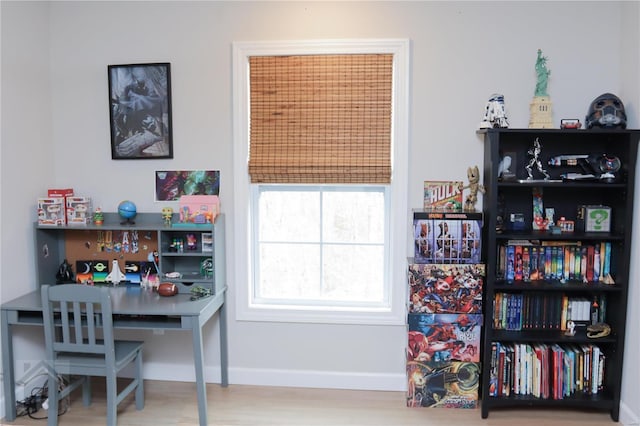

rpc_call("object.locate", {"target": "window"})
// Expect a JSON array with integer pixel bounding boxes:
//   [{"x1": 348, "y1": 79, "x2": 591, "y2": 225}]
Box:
[
  {"x1": 253, "y1": 185, "x2": 387, "y2": 307},
  {"x1": 233, "y1": 40, "x2": 409, "y2": 324}
]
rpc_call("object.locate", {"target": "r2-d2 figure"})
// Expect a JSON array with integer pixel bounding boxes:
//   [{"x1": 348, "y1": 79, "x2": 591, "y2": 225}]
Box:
[{"x1": 479, "y1": 93, "x2": 509, "y2": 129}]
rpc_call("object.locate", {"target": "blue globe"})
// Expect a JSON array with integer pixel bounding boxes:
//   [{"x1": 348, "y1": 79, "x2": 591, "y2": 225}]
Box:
[{"x1": 118, "y1": 200, "x2": 137, "y2": 224}]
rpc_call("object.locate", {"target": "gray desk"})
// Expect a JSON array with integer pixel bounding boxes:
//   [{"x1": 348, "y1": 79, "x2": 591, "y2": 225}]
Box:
[{"x1": 1, "y1": 286, "x2": 228, "y2": 426}]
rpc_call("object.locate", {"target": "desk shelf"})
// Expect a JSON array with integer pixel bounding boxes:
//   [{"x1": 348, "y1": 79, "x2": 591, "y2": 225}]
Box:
[{"x1": 35, "y1": 213, "x2": 226, "y2": 296}]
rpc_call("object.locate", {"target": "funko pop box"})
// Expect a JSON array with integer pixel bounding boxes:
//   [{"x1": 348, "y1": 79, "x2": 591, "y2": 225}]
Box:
[
  {"x1": 66, "y1": 196, "x2": 92, "y2": 226},
  {"x1": 37, "y1": 197, "x2": 66, "y2": 226}
]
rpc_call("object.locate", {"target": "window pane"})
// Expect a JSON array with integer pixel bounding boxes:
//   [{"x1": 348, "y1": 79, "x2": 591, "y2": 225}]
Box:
[
  {"x1": 258, "y1": 191, "x2": 320, "y2": 241},
  {"x1": 323, "y1": 191, "x2": 384, "y2": 243},
  {"x1": 257, "y1": 243, "x2": 320, "y2": 299},
  {"x1": 323, "y1": 244, "x2": 384, "y2": 302}
]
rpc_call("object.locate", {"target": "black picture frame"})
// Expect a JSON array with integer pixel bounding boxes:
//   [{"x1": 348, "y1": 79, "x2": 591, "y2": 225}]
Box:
[{"x1": 108, "y1": 63, "x2": 173, "y2": 159}]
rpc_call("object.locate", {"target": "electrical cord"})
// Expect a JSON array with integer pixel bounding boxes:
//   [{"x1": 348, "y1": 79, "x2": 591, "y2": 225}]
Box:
[{"x1": 16, "y1": 375, "x2": 70, "y2": 420}]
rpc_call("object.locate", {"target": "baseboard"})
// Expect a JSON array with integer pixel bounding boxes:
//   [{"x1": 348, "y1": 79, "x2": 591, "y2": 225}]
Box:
[
  {"x1": 620, "y1": 400, "x2": 640, "y2": 426},
  {"x1": 142, "y1": 362, "x2": 406, "y2": 391},
  {"x1": 229, "y1": 367, "x2": 406, "y2": 391}
]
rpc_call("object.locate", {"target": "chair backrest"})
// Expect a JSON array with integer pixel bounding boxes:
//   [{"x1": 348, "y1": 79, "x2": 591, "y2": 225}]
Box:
[{"x1": 41, "y1": 284, "x2": 116, "y2": 364}]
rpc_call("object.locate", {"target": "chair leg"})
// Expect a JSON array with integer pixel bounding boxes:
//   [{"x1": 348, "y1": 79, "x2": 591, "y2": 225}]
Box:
[
  {"x1": 46, "y1": 373, "x2": 59, "y2": 426},
  {"x1": 135, "y1": 349, "x2": 145, "y2": 410},
  {"x1": 82, "y1": 376, "x2": 92, "y2": 406},
  {"x1": 106, "y1": 372, "x2": 118, "y2": 426}
]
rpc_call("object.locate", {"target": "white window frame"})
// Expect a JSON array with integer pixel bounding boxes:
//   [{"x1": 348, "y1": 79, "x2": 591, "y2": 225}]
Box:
[{"x1": 232, "y1": 39, "x2": 410, "y2": 325}]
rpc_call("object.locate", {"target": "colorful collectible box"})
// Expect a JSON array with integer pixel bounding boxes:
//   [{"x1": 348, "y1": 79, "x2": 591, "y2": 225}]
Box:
[
  {"x1": 413, "y1": 210, "x2": 483, "y2": 264},
  {"x1": 423, "y1": 181, "x2": 463, "y2": 212},
  {"x1": 407, "y1": 313, "x2": 482, "y2": 365},
  {"x1": 66, "y1": 196, "x2": 92, "y2": 226},
  {"x1": 408, "y1": 263, "x2": 484, "y2": 314},
  {"x1": 178, "y1": 195, "x2": 220, "y2": 224},
  {"x1": 406, "y1": 360, "x2": 480, "y2": 408},
  {"x1": 37, "y1": 197, "x2": 65, "y2": 226}
]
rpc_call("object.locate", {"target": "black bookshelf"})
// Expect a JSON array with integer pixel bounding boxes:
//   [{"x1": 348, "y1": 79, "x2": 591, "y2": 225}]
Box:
[{"x1": 480, "y1": 128, "x2": 639, "y2": 421}]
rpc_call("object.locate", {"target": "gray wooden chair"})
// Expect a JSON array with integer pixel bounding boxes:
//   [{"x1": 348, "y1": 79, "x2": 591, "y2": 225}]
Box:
[{"x1": 41, "y1": 284, "x2": 144, "y2": 426}]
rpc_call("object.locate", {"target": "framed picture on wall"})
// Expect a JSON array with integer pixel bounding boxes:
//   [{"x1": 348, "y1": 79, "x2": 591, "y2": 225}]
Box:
[
  {"x1": 155, "y1": 170, "x2": 221, "y2": 201},
  {"x1": 108, "y1": 62, "x2": 173, "y2": 159}
]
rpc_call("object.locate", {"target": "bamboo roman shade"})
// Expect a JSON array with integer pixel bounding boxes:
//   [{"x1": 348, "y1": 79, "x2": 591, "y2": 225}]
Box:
[{"x1": 248, "y1": 54, "x2": 393, "y2": 184}]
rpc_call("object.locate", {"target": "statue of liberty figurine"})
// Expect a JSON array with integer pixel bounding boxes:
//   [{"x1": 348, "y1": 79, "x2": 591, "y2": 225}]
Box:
[
  {"x1": 529, "y1": 49, "x2": 553, "y2": 128},
  {"x1": 534, "y1": 49, "x2": 551, "y2": 97}
]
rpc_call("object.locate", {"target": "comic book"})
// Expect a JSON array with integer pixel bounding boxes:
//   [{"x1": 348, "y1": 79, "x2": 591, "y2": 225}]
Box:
[
  {"x1": 406, "y1": 360, "x2": 480, "y2": 408},
  {"x1": 407, "y1": 313, "x2": 482, "y2": 366},
  {"x1": 423, "y1": 181, "x2": 463, "y2": 212},
  {"x1": 408, "y1": 263, "x2": 484, "y2": 314}
]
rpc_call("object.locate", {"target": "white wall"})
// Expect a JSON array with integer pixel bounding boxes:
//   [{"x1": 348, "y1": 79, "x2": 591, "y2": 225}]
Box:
[
  {"x1": 1, "y1": 1, "x2": 638, "y2": 423},
  {"x1": 0, "y1": 0, "x2": 54, "y2": 410},
  {"x1": 620, "y1": 3, "x2": 640, "y2": 425}
]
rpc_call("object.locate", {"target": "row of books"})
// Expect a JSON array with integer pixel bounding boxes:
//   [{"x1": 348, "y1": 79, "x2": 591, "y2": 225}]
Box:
[
  {"x1": 493, "y1": 293, "x2": 606, "y2": 331},
  {"x1": 497, "y1": 241, "x2": 613, "y2": 283},
  {"x1": 489, "y1": 341, "x2": 605, "y2": 400}
]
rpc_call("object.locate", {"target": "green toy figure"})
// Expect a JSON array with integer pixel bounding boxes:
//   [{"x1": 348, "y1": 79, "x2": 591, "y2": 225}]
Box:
[
  {"x1": 93, "y1": 207, "x2": 104, "y2": 225},
  {"x1": 162, "y1": 206, "x2": 173, "y2": 225}
]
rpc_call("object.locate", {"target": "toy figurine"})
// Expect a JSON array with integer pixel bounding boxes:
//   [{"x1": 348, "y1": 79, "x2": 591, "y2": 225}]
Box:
[
  {"x1": 459, "y1": 166, "x2": 485, "y2": 212},
  {"x1": 162, "y1": 206, "x2": 173, "y2": 225},
  {"x1": 479, "y1": 94, "x2": 509, "y2": 129},
  {"x1": 56, "y1": 259, "x2": 75, "y2": 284},
  {"x1": 105, "y1": 259, "x2": 126, "y2": 285},
  {"x1": 93, "y1": 207, "x2": 104, "y2": 225},
  {"x1": 534, "y1": 49, "x2": 551, "y2": 97},
  {"x1": 565, "y1": 320, "x2": 576, "y2": 337},
  {"x1": 525, "y1": 138, "x2": 550, "y2": 180}
]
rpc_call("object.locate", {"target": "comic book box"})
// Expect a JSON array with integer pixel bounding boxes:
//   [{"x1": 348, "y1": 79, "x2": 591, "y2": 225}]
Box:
[
  {"x1": 406, "y1": 360, "x2": 480, "y2": 409},
  {"x1": 413, "y1": 210, "x2": 483, "y2": 264},
  {"x1": 407, "y1": 313, "x2": 481, "y2": 409},
  {"x1": 406, "y1": 261, "x2": 484, "y2": 409},
  {"x1": 408, "y1": 263, "x2": 484, "y2": 315}
]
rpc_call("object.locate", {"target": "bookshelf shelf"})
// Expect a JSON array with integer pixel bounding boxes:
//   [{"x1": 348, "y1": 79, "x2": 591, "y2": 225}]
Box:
[{"x1": 480, "y1": 129, "x2": 639, "y2": 421}]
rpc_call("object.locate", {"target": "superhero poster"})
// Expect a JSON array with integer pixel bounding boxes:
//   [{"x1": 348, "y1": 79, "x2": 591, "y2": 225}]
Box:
[
  {"x1": 406, "y1": 361, "x2": 480, "y2": 408},
  {"x1": 407, "y1": 313, "x2": 482, "y2": 366},
  {"x1": 408, "y1": 263, "x2": 484, "y2": 314}
]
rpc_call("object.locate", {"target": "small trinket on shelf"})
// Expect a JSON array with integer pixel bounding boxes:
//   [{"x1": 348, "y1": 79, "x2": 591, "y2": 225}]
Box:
[{"x1": 93, "y1": 207, "x2": 104, "y2": 225}]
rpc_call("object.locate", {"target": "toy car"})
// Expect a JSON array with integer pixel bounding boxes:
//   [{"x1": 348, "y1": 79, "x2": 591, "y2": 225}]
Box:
[{"x1": 560, "y1": 119, "x2": 582, "y2": 129}]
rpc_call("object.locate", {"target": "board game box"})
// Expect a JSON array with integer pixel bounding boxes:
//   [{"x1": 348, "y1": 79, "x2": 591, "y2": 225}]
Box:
[
  {"x1": 413, "y1": 210, "x2": 483, "y2": 264},
  {"x1": 406, "y1": 360, "x2": 480, "y2": 408},
  {"x1": 408, "y1": 263, "x2": 484, "y2": 314},
  {"x1": 407, "y1": 313, "x2": 482, "y2": 365}
]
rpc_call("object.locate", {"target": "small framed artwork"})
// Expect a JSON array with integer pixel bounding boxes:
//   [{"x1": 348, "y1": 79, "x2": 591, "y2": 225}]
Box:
[
  {"x1": 108, "y1": 63, "x2": 173, "y2": 159},
  {"x1": 155, "y1": 170, "x2": 220, "y2": 201}
]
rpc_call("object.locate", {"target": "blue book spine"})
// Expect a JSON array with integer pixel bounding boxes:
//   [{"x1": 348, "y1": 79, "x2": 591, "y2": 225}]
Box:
[{"x1": 506, "y1": 245, "x2": 516, "y2": 282}]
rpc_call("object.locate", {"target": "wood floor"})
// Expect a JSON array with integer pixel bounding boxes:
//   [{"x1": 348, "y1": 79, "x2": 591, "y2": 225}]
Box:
[{"x1": 2, "y1": 378, "x2": 616, "y2": 425}]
